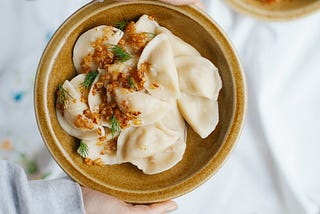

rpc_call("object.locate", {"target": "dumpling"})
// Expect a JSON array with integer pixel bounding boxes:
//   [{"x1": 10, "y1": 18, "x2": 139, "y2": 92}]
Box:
[
  {"x1": 175, "y1": 56, "x2": 222, "y2": 100},
  {"x1": 114, "y1": 88, "x2": 171, "y2": 126},
  {"x1": 69, "y1": 73, "x2": 87, "y2": 92},
  {"x1": 128, "y1": 101, "x2": 186, "y2": 174},
  {"x1": 117, "y1": 123, "x2": 180, "y2": 162},
  {"x1": 56, "y1": 80, "x2": 105, "y2": 140},
  {"x1": 156, "y1": 27, "x2": 200, "y2": 57},
  {"x1": 135, "y1": 14, "x2": 160, "y2": 34},
  {"x1": 137, "y1": 33, "x2": 180, "y2": 101},
  {"x1": 118, "y1": 99, "x2": 187, "y2": 173},
  {"x1": 130, "y1": 138, "x2": 186, "y2": 174},
  {"x1": 73, "y1": 26, "x2": 124, "y2": 73},
  {"x1": 87, "y1": 71, "x2": 114, "y2": 128},
  {"x1": 57, "y1": 110, "x2": 105, "y2": 141},
  {"x1": 158, "y1": 99, "x2": 186, "y2": 134},
  {"x1": 106, "y1": 55, "x2": 139, "y2": 74},
  {"x1": 177, "y1": 93, "x2": 219, "y2": 139},
  {"x1": 81, "y1": 136, "x2": 118, "y2": 165},
  {"x1": 88, "y1": 73, "x2": 101, "y2": 114}
]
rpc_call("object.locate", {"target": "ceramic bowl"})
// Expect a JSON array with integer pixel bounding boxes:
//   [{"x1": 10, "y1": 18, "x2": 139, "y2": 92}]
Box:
[
  {"x1": 225, "y1": 0, "x2": 320, "y2": 21},
  {"x1": 34, "y1": 0, "x2": 246, "y2": 203}
]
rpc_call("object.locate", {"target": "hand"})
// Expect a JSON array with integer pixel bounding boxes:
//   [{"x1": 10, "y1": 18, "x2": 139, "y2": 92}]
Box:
[{"x1": 81, "y1": 186, "x2": 178, "y2": 214}]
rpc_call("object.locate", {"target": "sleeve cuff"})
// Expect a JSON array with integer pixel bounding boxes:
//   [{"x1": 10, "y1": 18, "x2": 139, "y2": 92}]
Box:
[{"x1": 29, "y1": 177, "x2": 85, "y2": 214}]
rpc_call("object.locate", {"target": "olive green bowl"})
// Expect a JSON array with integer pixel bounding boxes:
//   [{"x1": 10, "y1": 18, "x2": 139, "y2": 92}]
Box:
[
  {"x1": 225, "y1": 0, "x2": 320, "y2": 21},
  {"x1": 34, "y1": 0, "x2": 246, "y2": 203}
]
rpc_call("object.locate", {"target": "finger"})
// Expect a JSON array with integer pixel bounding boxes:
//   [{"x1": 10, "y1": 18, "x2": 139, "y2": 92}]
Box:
[{"x1": 130, "y1": 201, "x2": 178, "y2": 214}]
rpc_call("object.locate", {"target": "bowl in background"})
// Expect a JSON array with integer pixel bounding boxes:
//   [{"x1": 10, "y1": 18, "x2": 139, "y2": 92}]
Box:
[
  {"x1": 225, "y1": 0, "x2": 320, "y2": 21},
  {"x1": 34, "y1": 0, "x2": 246, "y2": 203}
]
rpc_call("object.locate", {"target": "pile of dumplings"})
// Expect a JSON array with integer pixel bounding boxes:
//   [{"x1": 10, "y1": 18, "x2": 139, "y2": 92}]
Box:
[{"x1": 56, "y1": 15, "x2": 222, "y2": 174}]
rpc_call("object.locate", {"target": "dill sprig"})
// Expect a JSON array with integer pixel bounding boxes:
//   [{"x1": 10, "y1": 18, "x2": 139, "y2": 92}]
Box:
[
  {"x1": 82, "y1": 71, "x2": 98, "y2": 90},
  {"x1": 58, "y1": 83, "x2": 73, "y2": 107},
  {"x1": 127, "y1": 76, "x2": 135, "y2": 89},
  {"x1": 110, "y1": 115, "x2": 121, "y2": 137},
  {"x1": 114, "y1": 20, "x2": 128, "y2": 31},
  {"x1": 77, "y1": 140, "x2": 89, "y2": 158},
  {"x1": 109, "y1": 45, "x2": 131, "y2": 62}
]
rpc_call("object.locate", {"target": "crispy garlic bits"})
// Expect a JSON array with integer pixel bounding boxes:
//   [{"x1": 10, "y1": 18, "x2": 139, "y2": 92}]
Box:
[{"x1": 56, "y1": 15, "x2": 222, "y2": 174}]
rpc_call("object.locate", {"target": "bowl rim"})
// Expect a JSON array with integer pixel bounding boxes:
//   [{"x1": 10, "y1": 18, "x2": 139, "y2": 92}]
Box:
[
  {"x1": 34, "y1": 0, "x2": 247, "y2": 203},
  {"x1": 225, "y1": 0, "x2": 320, "y2": 21}
]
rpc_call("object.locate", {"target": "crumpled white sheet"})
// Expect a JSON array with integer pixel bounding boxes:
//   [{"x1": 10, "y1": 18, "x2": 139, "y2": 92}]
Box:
[
  {"x1": 175, "y1": 1, "x2": 320, "y2": 214},
  {"x1": 0, "y1": 1, "x2": 319, "y2": 213}
]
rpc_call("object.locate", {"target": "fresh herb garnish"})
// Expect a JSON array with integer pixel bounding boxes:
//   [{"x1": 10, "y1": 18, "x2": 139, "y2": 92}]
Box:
[
  {"x1": 77, "y1": 140, "x2": 89, "y2": 158},
  {"x1": 82, "y1": 71, "x2": 98, "y2": 90},
  {"x1": 128, "y1": 76, "x2": 135, "y2": 89},
  {"x1": 58, "y1": 83, "x2": 73, "y2": 107},
  {"x1": 110, "y1": 115, "x2": 121, "y2": 137},
  {"x1": 114, "y1": 20, "x2": 128, "y2": 31},
  {"x1": 109, "y1": 45, "x2": 131, "y2": 62}
]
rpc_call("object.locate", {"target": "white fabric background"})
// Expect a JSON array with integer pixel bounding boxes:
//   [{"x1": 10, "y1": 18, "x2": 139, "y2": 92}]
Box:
[{"x1": 0, "y1": 0, "x2": 319, "y2": 213}]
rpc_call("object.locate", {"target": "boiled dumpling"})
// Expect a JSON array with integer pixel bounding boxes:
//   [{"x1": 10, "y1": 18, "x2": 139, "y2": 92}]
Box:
[
  {"x1": 87, "y1": 72, "x2": 112, "y2": 127},
  {"x1": 114, "y1": 88, "x2": 171, "y2": 126},
  {"x1": 87, "y1": 72, "x2": 114, "y2": 127},
  {"x1": 81, "y1": 137, "x2": 118, "y2": 165},
  {"x1": 158, "y1": 99, "x2": 186, "y2": 134},
  {"x1": 123, "y1": 100, "x2": 187, "y2": 174},
  {"x1": 57, "y1": 111, "x2": 105, "y2": 141},
  {"x1": 138, "y1": 33, "x2": 180, "y2": 101},
  {"x1": 156, "y1": 27, "x2": 200, "y2": 57},
  {"x1": 131, "y1": 138, "x2": 186, "y2": 174},
  {"x1": 56, "y1": 80, "x2": 105, "y2": 140},
  {"x1": 73, "y1": 26, "x2": 124, "y2": 73},
  {"x1": 135, "y1": 14, "x2": 160, "y2": 34},
  {"x1": 177, "y1": 93, "x2": 219, "y2": 139},
  {"x1": 106, "y1": 55, "x2": 139, "y2": 74},
  {"x1": 70, "y1": 73, "x2": 87, "y2": 92},
  {"x1": 175, "y1": 56, "x2": 222, "y2": 100},
  {"x1": 88, "y1": 73, "x2": 101, "y2": 114},
  {"x1": 117, "y1": 123, "x2": 180, "y2": 162}
]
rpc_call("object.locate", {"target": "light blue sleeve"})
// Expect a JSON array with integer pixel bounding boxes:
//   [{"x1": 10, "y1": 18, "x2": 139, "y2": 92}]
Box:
[{"x1": 0, "y1": 160, "x2": 85, "y2": 214}]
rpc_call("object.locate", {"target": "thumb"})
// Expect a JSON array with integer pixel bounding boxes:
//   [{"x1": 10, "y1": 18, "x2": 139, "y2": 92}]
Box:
[{"x1": 130, "y1": 201, "x2": 178, "y2": 214}]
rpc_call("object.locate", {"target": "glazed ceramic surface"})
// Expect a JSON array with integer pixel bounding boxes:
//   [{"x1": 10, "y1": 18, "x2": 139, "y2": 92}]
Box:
[
  {"x1": 225, "y1": 0, "x2": 320, "y2": 21},
  {"x1": 35, "y1": 0, "x2": 246, "y2": 203}
]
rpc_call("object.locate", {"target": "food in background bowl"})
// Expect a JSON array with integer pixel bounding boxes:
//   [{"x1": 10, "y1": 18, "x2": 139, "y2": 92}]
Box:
[
  {"x1": 226, "y1": 0, "x2": 320, "y2": 20},
  {"x1": 56, "y1": 15, "x2": 222, "y2": 174}
]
